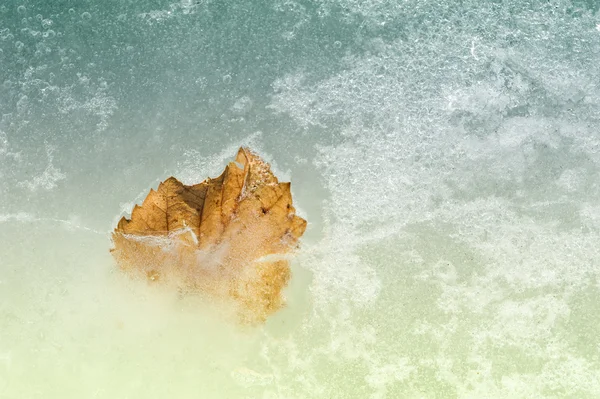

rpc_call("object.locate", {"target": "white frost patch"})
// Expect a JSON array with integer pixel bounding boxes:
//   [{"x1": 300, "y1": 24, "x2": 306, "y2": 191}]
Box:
[
  {"x1": 446, "y1": 82, "x2": 512, "y2": 115},
  {"x1": 0, "y1": 131, "x2": 13, "y2": 157},
  {"x1": 176, "y1": 132, "x2": 273, "y2": 185},
  {"x1": 556, "y1": 168, "x2": 586, "y2": 192},
  {"x1": 269, "y1": 73, "x2": 321, "y2": 128},
  {"x1": 484, "y1": 296, "x2": 570, "y2": 344},
  {"x1": 57, "y1": 81, "x2": 117, "y2": 132},
  {"x1": 495, "y1": 117, "x2": 560, "y2": 149},
  {"x1": 17, "y1": 145, "x2": 66, "y2": 191},
  {"x1": 0, "y1": 212, "x2": 35, "y2": 223},
  {"x1": 580, "y1": 204, "x2": 600, "y2": 229},
  {"x1": 365, "y1": 357, "x2": 414, "y2": 399},
  {"x1": 231, "y1": 96, "x2": 254, "y2": 116},
  {"x1": 0, "y1": 130, "x2": 21, "y2": 179},
  {"x1": 138, "y1": 0, "x2": 203, "y2": 22},
  {"x1": 0, "y1": 212, "x2": 105, "y2": 235},
  {"x1": 231, "y1": 367, "x2": 274, "y2": 387}
]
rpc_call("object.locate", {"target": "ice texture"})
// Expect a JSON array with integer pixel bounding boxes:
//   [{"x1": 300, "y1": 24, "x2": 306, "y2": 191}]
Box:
[{"x1": 1, "y1": 0, "x2": 600, "y2": 398}]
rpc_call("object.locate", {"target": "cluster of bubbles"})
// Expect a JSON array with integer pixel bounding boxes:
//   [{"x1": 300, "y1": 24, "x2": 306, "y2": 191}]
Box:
[{"x1": 1, "y1": 0, "x2": 600, "y2": 397}]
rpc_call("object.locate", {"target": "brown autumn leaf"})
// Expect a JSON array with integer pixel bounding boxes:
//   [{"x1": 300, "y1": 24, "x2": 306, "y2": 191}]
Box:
[{"x1": 110, "y1": 147, "x2": 307, "y2": 323}]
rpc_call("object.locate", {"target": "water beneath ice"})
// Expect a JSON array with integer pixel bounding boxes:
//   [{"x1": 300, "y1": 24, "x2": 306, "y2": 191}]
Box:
[{"x1": 1, "y1": 1, "x2": 600, "y2": 398}]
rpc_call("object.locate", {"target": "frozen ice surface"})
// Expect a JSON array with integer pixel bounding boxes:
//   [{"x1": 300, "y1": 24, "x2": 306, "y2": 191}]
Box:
[{"x1": 1, "y1": 0, "x2": 600, "y2": 398}]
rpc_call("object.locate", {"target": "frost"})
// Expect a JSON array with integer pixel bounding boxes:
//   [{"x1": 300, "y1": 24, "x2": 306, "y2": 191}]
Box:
[
  {"x1": 231, "y1": 96, "x2": 254, "y2": 116},
  {"x1": 2, "y1": 0, "x2": 600, "y2": 397},
  {"x1": 17, "y1": 145, "x2": 65, "y2": 191},
  {"x1": 56, "y1": 84, "x2": 117, "y2": 132}
]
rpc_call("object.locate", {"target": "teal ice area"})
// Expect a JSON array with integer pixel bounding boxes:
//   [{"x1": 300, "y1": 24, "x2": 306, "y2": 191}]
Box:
[{"x1": 1, "y1": 1, "x2": 600, "y2": 398}]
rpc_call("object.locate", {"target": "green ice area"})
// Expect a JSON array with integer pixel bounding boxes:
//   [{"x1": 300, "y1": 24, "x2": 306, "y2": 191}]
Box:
[{"x1": 1, "y1": 1, "x2": 600, "y2": 398}]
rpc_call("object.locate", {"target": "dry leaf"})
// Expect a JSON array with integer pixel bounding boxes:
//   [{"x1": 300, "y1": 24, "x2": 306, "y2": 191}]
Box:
[{"x1": 111, "y1": 147, "x2": 307, "y2": 323}]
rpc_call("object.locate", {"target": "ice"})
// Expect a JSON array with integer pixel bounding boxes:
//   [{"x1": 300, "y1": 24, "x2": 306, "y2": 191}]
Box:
[
  {"x1": 1, "y1": 0, "x2": 600, "y2": 397},
  {"x1": 17, "y1": 144, "x2": 66, "y2": 191}
]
